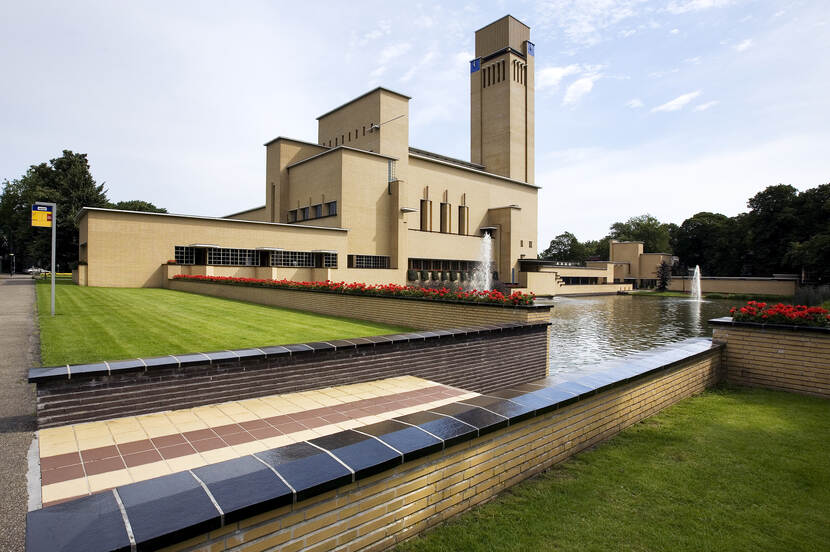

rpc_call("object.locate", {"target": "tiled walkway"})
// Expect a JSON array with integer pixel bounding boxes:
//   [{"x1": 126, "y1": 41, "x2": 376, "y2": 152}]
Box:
[{"x1": 37, "y1": 376, "x2": 477, "y2": 506}]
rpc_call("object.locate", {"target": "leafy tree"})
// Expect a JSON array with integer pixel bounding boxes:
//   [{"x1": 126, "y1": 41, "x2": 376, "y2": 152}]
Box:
[
  {"x1": 540, "y1": 232, "x2": 589, "y2": 262},
  {"x1": 109, "y1": 200, "x2": 167, "y2": 213},
  {"x1": 656, "y1": 261, "x2": 672, "y2": 291},
  {"x1": 608, "y1": 214, "x2": 673, "y2": 254},
  {"x1": 0, "y1": 150, "x2": 167, "y2": 272}
]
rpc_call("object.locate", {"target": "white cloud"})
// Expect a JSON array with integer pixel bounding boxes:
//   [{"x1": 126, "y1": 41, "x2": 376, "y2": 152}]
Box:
[
  {"x1": 534, "y1": 0, "x2": 644, "y2": 46},
  {"x1": 537, "y1": 64, "x2": 582, "y2": 91},
  {"x1": 627, "y1": 98, "x2": 644, "y2": 108},
  {"x1": 735, "y1": 38, "x2": 753, "y2": 52},
  {"x1": 665, "y1": 0, "x2": 733, "y2": 15},
  {"x1": 694, "y1": 100, "x2": 719, "y2": 111},
  {"x1": 670, "y1": 28, "x2": 680, "y2": 34},
  {"x1": 379, "y1": 42, "x2": 412, "y2": 64},
  {"x1": 684, "y1": 56, "x2": 702, "y2": 64},
  {"x1": 563, "y1": 75, "x2": 601, "y2": 106},
  {"x1": 651, "y1": 90, "x2": 701, "y2": 112},
  {"x1": 620, "y1": 29, "x2": 637, "y2": 37}
]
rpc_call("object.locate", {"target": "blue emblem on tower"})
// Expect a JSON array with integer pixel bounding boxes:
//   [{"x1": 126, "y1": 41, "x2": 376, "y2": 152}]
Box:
[
  {"x1": 527, "y1": 42, "x2": 535, "y2": 56},
  {"x1": 470, "y1": 58, "x2": 481, "y2": 73}
]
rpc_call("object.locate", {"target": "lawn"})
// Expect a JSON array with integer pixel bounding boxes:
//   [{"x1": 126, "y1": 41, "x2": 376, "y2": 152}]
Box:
[
  {"x1": 36, "y1": 280, "x2": 412, "y2": 365},
  {"x1": 397, "y1": 386, "x2": 830, "y2": 552}
]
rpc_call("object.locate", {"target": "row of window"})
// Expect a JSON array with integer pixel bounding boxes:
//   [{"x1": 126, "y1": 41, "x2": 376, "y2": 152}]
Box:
[
  {"x1": 322, "y1": 124, "x2": 375, "y2": 148},
  {"x1": 408, "y1": 258, "x2": 477, "y2": 272},
  {"x1": 174, "y1": 246, "x2": 338, "y2": 268},
  {"x1": 288, "y1": 201, "x2": 337, "y2": 223},
  {"x1": 348, "y1": 255, "x2": 390, "y2": 269},
  {"x1": 481, "y1": 59, "x2": 526, "y2": 87}
]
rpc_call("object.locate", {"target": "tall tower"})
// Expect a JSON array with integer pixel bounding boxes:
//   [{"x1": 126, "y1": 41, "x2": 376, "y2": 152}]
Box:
[{"x1": 470, "y1": 16, "x2": 534, "y2": 184}]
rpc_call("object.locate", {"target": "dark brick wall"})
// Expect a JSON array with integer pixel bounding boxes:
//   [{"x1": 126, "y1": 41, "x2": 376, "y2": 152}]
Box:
[{"x1": 35, "y1": 325, "x2": 549, "y2": 428}]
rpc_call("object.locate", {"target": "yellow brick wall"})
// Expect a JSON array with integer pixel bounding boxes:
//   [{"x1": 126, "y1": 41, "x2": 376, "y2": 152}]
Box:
[
  {"x1": 713, "y1": 326, "x2": 830, "y2": 397},
  {"x1": 169, "y1": 280, "x2": 552, "y2": 329},
  {"x1": 161, "y1": 349, "x2": 721, "y2": 552}
]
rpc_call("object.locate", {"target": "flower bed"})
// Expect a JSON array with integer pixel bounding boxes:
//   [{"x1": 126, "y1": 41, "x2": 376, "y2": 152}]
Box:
[
  {"x1": 729, "y1": 300, "x2": 829, "y2": 328},
  {"x1": 172, "y1": 274, "x2": 536, "y2": 306}
]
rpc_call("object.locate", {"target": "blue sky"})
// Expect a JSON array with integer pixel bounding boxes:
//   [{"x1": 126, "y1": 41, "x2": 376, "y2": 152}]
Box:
[{"x1": 1, "y1": 0, "x2": 827, "y2": 245}]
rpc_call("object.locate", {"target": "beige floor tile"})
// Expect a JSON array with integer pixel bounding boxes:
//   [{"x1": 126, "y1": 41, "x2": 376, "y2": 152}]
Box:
[
  {"x1": 127, "y1": 461, "x2": 173, "y2": 483},
  {"x1": 113, "y1": 430, "x2": 149, "y2": 445},
  {"x1": 335, "y1": 420, "x2": 363, "y2": 431},
  {"x1": 75, "y1": 435, "x2": 115, "y2": 449},
  {"x1": 105, "y1": 418, "x2": 144, "y2": 434},
  {"x1": 238, "y1": 401, "x2": 280, "y2": 419},
  {"x1": 288, "y1": 430, "x2": 319, "y2": 442},
  {"x1": 172, "y1": 421, "x2": 209, "y2": 433},
  {"x1": 38, "y1": 426, "x2": 76, "y2": 445},
  {"x1": 199, "y1": 447, "x2": 240, "y2": 464},
  {"x1": 231, "y1": 441, "x2": 267, "y2": 456},
  {"x1": 87, "y1": 469, "x2": 133, "y2": 492},
  {"x1": 310, "y1": 425, "x2": 341, "y2": 437},
  {"x1": 260, "y1": 435, "x2": 295, "y2": 450},
  {"x1": 141, "y1": 424, "x2": 178, "y2": 438},
  {"x1": 41, "y1": 478, "x2": 90, "y2": 503},
  {"x1": 39, "y1": 439, "x2": 80, "y2": 457},
  {"x1": 165, "y1": 454, "x2": 207, "y2": 472}
]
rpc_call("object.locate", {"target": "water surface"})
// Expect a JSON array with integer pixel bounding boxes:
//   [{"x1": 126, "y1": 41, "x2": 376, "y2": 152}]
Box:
[{"x1": 546, "y1": 295, "x2": 734, "y2": 376}]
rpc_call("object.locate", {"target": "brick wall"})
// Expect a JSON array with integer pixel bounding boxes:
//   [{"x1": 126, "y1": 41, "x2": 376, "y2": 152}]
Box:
[
  {"x1": 159, "y1": 347, "x2": 721, "y2": 552},
  {"x1": 712, "y1": 322, "x2": 830, "y2": 397},
  {"x1": 34, "y1": 324, "x2": 549, "y2": 428},
  {"x1": 167, "y1": 280, "x2": 552, "y2": 329}
]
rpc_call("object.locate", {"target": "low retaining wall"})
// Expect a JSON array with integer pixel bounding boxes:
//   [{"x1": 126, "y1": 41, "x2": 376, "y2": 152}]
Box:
[
  {"x1": 167, "y1": 279, "x2": 552, "y2": 329},
  {"x1": 710, "y1": 317, "x2": 830, "y2": 397},
  {"x1": 29, "y1": 323, "x2": 550, "y2": 428},
  {"x1": 668, "y1": 276, "x2": 797, "y2": 296},
  {"x1": 27, "y1": 339, "x2": 722, "y2": 552}
]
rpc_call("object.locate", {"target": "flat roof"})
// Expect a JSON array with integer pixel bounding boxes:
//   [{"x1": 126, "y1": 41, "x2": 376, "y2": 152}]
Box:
[
  {"x1": 474, "y1": 14, "x2": 530, "y2": 34},
  {"x1": 76, "y1": 207, "x2": 348, "y2": 232},
  {"x1": 408, "y1": 147, "x2": 484, "y2": 171},
  {"x1": 316, "y1": 87, "x2": 411, "y2": 120},
  {"x1": 262, "y1": 136, "x2": 328, "y2": 148},
  {"x1": 409, "y1": 151, "x2": 541, "y2": 189},
  {"x1": 224, "y1": 205, "x2": 266, "y2": 218},
  {"x1": 285, "y1": 145, "x2": 396, "y2": 170}
]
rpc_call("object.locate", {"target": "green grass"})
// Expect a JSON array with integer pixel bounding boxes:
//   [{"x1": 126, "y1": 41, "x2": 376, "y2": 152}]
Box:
[
  {"x1": 397, "y1": 386, "x2": 830, "y2": 552},
  {"x1": 36, "y1": 280, "x2": 412, "y2": 365}
]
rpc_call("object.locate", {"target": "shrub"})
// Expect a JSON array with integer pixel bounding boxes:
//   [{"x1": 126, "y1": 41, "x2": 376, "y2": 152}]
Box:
[
  {"x1": 407, "y1": 269, "x2": 417, "y2": 281},
  {"x1": 419, "y1": 270, "x2": 429, "y2": 281},
  {"x1": 172, "y1": 274, "x2": 536, "y2": 306},
  {"x1": 730, "y1": 301, "x2": 829, "y2": 327}
]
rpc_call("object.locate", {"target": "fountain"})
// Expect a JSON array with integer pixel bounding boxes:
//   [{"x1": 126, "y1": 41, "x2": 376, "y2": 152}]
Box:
[
  {"x1": 470, "y1": 232, "x2": 494, "y2": 290},
  {"x1": 690, "y1": 265, "x2": 702, "y2": 302}
]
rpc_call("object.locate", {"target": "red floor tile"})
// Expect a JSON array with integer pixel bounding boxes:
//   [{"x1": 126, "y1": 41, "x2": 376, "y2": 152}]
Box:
[
  {"x1": 116, "y1": 439, "x2": 155, "y2": 455},
  {"x1": 157, "y1": 443, "x2": 196, "y2": 459},
  {"x1": 41, "y1": 464, "x2": 85, "y2": 485},
  {"x1": 80, "y1": 445, "x2": 120, "y2": 462},
  {"x1": 220, "y1": 432, "x2": 256, "y2": 446},
  {"x1": 183, "y1": 429, "x2": 218, "y2": 442},
  {"x1": 151, "y1": 434, "x2": 187, "y2": 448},
  {"x1": 40, "y1": 451, "x2": 82, "y2": 471},
  {"x1": 192, "y1": 437, "x2": 226, "y2": 452},
  {"x1": 84, "y1": 456, "x2": 126, "y2": 476},
  {"x1": 123, "y1": 450, "x2": 163, "y2": 468}
]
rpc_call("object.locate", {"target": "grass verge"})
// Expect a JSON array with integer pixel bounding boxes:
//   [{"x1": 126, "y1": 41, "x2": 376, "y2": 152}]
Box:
[
  {"x1": 397, "y1": 386, "x2": 830, "y2": 552},
  {"x1": 36, "y1": 280, "x2": 412, "y2": 365}
]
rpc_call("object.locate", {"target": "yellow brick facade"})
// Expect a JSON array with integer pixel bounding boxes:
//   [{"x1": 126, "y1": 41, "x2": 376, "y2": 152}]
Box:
[
  {"x1": 713, "y1": 325, "x2": 829, "y2": 397},
  {"x1": 160, "y1": 349, "x2": 721, "y2": 552}
]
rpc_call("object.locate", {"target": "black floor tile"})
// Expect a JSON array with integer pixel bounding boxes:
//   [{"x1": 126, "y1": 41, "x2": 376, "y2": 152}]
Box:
[
  {"x1": 428, "y1": 403, "x2": 508, "y2": 435},
  {"x1": 26, "y1": 492, "x2": 131, "y2": 552},
  {"x1": 309, "y1": 430, "x2": 401, "y2": 479},
  {"x1": 395, "y1": 411, "x2": 477, "y2": 448},
  {"x1": 357, "y1": 420, "x2": 443, "y2": 462},
  {"x1": 254, "y1": 442, "x2": 352, "y2": 502},
  {"x1": 457, "y1": 396, "x2": 536, "y2": 424}
]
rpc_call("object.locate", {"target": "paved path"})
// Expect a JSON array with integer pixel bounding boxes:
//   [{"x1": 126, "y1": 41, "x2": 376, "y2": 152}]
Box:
[{"x1": 0, "y1": 275, "x2": 38, "y2": 552}]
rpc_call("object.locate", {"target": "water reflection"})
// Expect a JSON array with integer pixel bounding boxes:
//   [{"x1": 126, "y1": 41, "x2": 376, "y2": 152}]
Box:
[{"x1": 548, "y1": 295, "x2": 733, "y2": 376}]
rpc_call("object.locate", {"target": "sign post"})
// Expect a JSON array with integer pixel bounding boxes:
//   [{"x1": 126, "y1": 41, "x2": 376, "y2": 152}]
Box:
[{"x1": 31, "y1": 202, "x2": 57, "y2": 316}]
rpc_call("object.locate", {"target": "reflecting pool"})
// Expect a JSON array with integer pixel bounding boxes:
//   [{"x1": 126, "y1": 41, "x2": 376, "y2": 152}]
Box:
[{"x1": 546, "y1": 295, "x2": 735, "y2": 376}]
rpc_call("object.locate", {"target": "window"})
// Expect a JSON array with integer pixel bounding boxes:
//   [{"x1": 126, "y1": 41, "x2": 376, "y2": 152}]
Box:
[
  {"x1": 287, "y1": 210, "x2": 297, "y2": 223},
  {"x1": 326, "y1": 201, "x2": 337, "y2": 216},
  {"x1": 207, "y1": 248, "x2": 258, "y2": 266},
  {"x1": 313, "y1": 204, "x2": 323, "y2": 218},
  {"x1": 335, "y1": 137, "x2": 338, "y2": 146},
  {"x1": 270, "y1": 250, "x2": 314, "y2": 267},
  {"x1": 458, "y1": 205, "x2": 469, "y2": 235},
  {"x1": 440, "y1": 202, "x2": 451, "y2": 233},
  {"x1": 420, "y1": 199, "x2": 432, "y2": 231},
  {"x1": 174, "y1": 246, "x2": 195, "y2": 265},
  {"x1": 529, "y1": 240, "x2": 533, "y2": 248},
  {"x1": 520, "y1": 240, "x2": 524, "y2": 247},
  {"x1": 322, "y1": 253, "x2": 337, "y2": 268},
  {"x1": 301, "y1": 206, "x2": 310, "y2": 220},
  {"x1": 348, "y1": 255, "x2": 390, "y2": 269},
  {"x1": 408, "y1": 258, "x2": 474, "y2": 272}
]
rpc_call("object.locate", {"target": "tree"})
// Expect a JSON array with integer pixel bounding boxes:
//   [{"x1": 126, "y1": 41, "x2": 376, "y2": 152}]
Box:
[
  {"x1": 0, "y1": 150, "x2": 168, "y2": 272},
  {"x1": 656, "y1": 261, "x2": 672, "y2": 291},
  {"x1": 608, "y1": 214, "x2": 673, "y2": 253},
  {"x1": 109, "y1": 200, "x2": 167, "y2": 213},
  {"x1": 540, "y1": 232, "x2": 589, "y2": 262}
]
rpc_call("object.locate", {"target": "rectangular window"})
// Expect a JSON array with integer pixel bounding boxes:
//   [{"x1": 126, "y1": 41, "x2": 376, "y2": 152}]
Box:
[
  {"x1": 313, "y1": 204, "x2": 323, "y2": 218},
  {"x1": 287, "y1": 210, "x2": 297, "y2": 223},
  {"x1": 458, "y1": 205, "x2": 469, "y2": 235},
  {"x1": 420, "y1": 199, "x2": 432, "y2": 231},
  {"x1": 270, "y1": 250, "x2": 314, "y2": 267},
  {"x1": 529, "y1": 240, "x2": 533, "y2": 248},
  {"x1": 322, "y1": 253, "x2": 337, "y2": 268},
  {"x1": 174, "y1": 246, "x2": 196, "y2": 265},
  {"x1": 348, "y1": 255, "x2": 390, "y2": 269},
  {"x1": 440, "y1": 202, "x2": 451, "y2": 233},
  {"x1": 326, "y1": 201, "x2": 337, "y2": 216},
  {"x1": 301, "y1": 206, "x2": 310, "y2": 220},
  {"x1": 206, "y1": 248, "x2": 258, "y2": 266}
]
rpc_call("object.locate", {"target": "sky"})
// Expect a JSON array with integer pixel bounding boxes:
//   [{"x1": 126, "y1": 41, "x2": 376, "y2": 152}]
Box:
[{"x1": 1, "y1": 0, "x2": 828, "y2": 246}]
